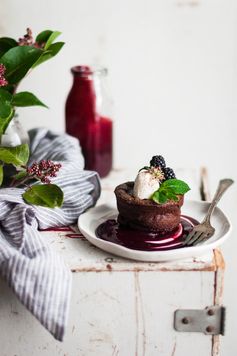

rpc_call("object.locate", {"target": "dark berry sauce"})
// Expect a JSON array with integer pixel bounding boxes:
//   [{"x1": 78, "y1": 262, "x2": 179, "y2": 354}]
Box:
[{"x1": 95, "y1": 216, "x2": 199, "y2": 251}]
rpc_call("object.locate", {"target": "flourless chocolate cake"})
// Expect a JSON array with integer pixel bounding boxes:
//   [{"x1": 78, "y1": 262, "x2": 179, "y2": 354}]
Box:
[
  {"x1": 115, "y1": 182, "x2": 184, "y2": 232},
  {"x1": 114, "y1": 155, "x2": 190, "y2": 233}
]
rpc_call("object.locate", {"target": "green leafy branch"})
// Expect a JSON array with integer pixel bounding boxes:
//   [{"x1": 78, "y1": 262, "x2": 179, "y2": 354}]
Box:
[
  {"x1": 0, "y1": 29, "x2": 65, "y2": 208},
  {"x1": 0, "y1": 29, "x2": 64, "y2": 134},
  {"x1": 0, "y1": 144, "x2": 63, "y2": 208}
]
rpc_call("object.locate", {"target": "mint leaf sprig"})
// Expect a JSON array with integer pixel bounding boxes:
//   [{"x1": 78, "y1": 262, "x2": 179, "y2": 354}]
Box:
[{"x1": 152, "y1": 179, "x2": 190, "y2": 204}]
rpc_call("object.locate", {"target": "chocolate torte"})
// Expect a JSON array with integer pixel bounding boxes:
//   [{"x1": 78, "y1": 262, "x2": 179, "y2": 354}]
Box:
[
  {"x1": 115, "y1": 182, "x2": 184, "y2": 232},
  {"x1": 114, "y1": 155, "x2": 190, "y2": 234}
]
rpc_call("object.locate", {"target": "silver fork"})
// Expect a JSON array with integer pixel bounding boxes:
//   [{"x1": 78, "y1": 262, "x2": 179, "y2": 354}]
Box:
[{"x1": 183, "y1": 178, "x2": 234, "y2": 247}]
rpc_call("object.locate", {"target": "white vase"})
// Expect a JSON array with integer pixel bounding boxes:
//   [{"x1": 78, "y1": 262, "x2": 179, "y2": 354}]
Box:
[{"x1": 0, "y1": 118, "x2": 29, "y2": 147}]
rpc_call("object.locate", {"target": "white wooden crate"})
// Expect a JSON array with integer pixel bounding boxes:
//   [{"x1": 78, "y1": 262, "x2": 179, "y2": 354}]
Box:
[{"x1": 0, "y1": 168, "x2": 225, "y2": 356}]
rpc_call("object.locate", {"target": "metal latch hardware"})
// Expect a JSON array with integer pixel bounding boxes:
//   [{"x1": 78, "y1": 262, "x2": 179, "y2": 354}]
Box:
[{"x1": 174, "y1": 306, "x2": 225, "y2": 335}]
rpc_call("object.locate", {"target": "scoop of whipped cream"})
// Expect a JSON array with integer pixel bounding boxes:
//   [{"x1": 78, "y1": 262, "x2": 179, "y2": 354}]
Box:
[{"x1": 133, "y1": 170, "x2": 160, "y2": 200}]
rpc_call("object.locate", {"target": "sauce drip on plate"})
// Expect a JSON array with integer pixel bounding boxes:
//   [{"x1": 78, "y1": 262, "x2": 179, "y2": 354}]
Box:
[{"x1": 95, "y1": 216, "x2": 199, "y2": 251}]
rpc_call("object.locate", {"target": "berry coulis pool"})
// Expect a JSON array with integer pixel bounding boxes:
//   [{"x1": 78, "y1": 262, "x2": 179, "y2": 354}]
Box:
[{"x1": 95, "y1": 216, "x2": 199, "y2": 251}]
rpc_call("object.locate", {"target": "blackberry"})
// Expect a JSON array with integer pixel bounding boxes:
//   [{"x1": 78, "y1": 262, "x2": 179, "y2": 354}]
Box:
[
  {"x1": 150, "y1": 155, "x2": 166, "y2": 169},
  {"x1": 163, "y1": 167, "x2": 176, "y2": 180}
]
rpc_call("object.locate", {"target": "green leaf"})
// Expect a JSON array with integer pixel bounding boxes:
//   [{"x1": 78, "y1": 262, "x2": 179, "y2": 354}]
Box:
[
  {"x1": 0, "y1": 88, "x2": 13, "y2": 119},
  {"x1": 0, "y1": 83, "x2": 16, "y2": 94},
  {"x1": 35, "y1": 30, "x2": 53, "y2": 45},
  {"x1": 0, "y1": 37, "x2": 18, "y2": 57},
  {"x1": 159, "y1": 191, "x2": 169, "y2": 203},
  {"x1": 165, "y1": 189, "x2": 179, "y2": 202},
  {"x1": 12, "y1": 91, "x2": 48, "y2": 108},
  {"x1": 0, "y1": 107, "x2": 14, "y2": 135},
  {"x1": 23, "y1": 184, "x2": 64, "y2": 208},
  {"x1": 0, "y1": 46, "x2": 43, "y2": 84},
  {"x1": 161, "y1": 179, "x2": 190, "y2": 195},
  {"x1": 44, "y1": 31, "x2": 61, "y2": 50},
  {"x1": 151, "y1": 191, "x2": 159, "y2": 203},
  {"x1": 32, "y1": 42, "x2": 64, "y2": 68},
  {"x1": 0, "y1": 164, "x2": 3, "y2": 186},
  {"x1": 152, "y1": 189, "x2": 177, "y2": 204},
  {"x1": 0, "y1": 88, "x2": 14, "y2": 133},
  {"x1": 0, "y1": 144, "x2": 29, "y2": 165},
  {"x1": 152, "y1": 190, "x2": 168, "y2": 204}
]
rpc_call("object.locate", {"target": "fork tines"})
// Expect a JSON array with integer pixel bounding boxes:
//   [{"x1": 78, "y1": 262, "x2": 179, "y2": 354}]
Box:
[{"x1": 183, "y1": 229, "x2": 215, "y2": 246}]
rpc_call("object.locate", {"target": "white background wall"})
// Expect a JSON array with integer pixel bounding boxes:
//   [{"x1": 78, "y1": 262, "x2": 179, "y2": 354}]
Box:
[{"x1": 1, "y1": 0, "x2": 237, "y2": 354}]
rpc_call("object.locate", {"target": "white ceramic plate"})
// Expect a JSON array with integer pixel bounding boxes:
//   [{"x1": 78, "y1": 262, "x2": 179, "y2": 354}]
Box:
[{"x1": 78, "y1": 200, "x2": 232, "y2": 262}]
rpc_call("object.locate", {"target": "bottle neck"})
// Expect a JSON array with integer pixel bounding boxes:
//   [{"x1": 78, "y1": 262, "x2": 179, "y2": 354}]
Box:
[
  {"x1": 71, "y1": 74, "x2": 94, "y2": 91},
  {"x1": 71, "y1": 66, "x2": 95, "y2": 94},
  {"x1": 71, "y1": 65, "x2": 106, "y2": 84},
  {"x1": 69, "y1": 65, "x2": 110, "y2": 121},
  {"x1": 71, "y1": 65, "x2": 92, "y2": 75}
]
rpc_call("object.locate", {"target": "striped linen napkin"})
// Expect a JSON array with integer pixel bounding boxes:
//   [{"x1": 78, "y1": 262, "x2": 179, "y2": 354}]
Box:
[{"x1": 0, "y1": 128, "x2": 101, "y2": 341}]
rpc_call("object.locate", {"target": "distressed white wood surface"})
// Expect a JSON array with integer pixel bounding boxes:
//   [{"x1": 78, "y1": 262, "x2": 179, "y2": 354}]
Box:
[
  {"x1": 0, "y1": 168, "x2": 225, "y2": 356},
  {"x1": 46, "y1": 227, "x2": 216, "y2": 273},
  {"x1": 0, "y1": 268, "x2": 218, "y2": 356}
]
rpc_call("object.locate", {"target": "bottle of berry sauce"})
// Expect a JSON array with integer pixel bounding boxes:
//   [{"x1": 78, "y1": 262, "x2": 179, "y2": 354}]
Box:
[{"x1": 65, "y1": 66, "x2": 113, "y2": 178}]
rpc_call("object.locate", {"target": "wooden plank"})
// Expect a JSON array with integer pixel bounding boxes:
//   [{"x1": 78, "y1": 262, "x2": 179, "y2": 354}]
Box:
[
  {"x1": 0, "y1": 269, "x2": 215, "y2": 356},
  {"x1": 199, "y1": 168, "x2": 225, "y2": 356},
  {"x1": 41, "y1": 228, "x2": 216, "y2": 273},
  {"x1": 212, "y1": 249, "x2": 225, "y2": 356}
]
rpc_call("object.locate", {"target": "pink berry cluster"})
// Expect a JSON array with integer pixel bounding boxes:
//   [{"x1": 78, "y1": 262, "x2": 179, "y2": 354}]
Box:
[
  {"x1": 18, "y1": 28, "x2": 44, "y2": 48},
  {"x1": 27, "y1": 160, "x2": 62, "y2": 184},
  {"x1": 18, "y1": 28, "x2": 34, "y2": 46},
  {"x1": 0, "y1": 64, "x2": 8, "y2": 87}
]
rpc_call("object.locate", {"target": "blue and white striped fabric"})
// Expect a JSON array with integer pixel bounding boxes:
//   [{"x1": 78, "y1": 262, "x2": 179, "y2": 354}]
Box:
[{"x1": 0, "y1": 128, "x2": 101, "y2": 341}]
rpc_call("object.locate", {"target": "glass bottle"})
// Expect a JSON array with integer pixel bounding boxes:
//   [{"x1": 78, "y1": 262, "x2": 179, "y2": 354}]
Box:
[{"x1": 65, "y1": 65, "x2": 113, "y2": 178}]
